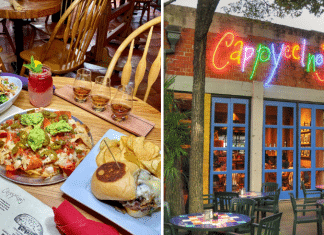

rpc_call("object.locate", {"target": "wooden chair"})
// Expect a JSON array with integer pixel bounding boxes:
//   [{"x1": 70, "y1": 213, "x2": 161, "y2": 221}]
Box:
[
  {"x1": 230, "y1": 198, "x2": 256, "y2": 234},
  {"x1": 20, "y1": 0, "x2": 109, "y2": 76},
  {"x1": 0, "y1": 46, "x2": 7, "y2": 72},
  {"x1": 0, "y1": 19, "x2": 15, "y2": 53},
  {"x1": 289, "y1": 193, "x2": 322, "y2": 235},
  {"x1": 102, "y1": 16, "x2": 161, "y2": 102},
  {"x1": 134, "y1": 0, "x2": 153, "y2": 25},
  {"x1": 151, "y1": 0, "x2": 161, "y2": 16},
  {"x1": 28, "y1": 0, "x2": 76, "y2": 48},
  {"x1": 255, "y1": 187, "x2": 281, "y2": 222}
]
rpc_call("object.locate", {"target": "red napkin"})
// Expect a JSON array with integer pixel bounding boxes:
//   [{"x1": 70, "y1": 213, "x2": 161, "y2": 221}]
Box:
[{"x1": 53, "y1": 200, "x2": 120, "y2": 235}]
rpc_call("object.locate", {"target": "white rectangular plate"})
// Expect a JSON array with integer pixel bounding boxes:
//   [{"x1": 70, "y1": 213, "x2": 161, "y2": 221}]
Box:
[{"x1": 60, "y1": 129, "x2": 161, "y2": 235}]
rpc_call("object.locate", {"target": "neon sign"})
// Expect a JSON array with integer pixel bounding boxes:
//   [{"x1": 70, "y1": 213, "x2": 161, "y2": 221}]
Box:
[{"x1": 210, "y1": 31, "x2": 324, "y2": 87}]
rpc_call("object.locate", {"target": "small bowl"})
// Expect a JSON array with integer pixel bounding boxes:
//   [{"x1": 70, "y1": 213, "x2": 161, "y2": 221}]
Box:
[{"x1": 0, "y1": 75, "x2": 23, "y2": 114}]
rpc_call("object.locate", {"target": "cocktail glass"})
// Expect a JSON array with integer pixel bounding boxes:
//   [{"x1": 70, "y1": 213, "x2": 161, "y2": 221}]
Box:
[{"x1": 28, "y1": 65, "x2": 53, "y2": 107}]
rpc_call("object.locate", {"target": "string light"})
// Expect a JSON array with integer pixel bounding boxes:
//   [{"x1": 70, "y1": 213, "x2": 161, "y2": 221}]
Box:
[
  {"x1": 241, "y1": 46, "x2": 255, "y2": 72},
  {"x1": 230, "y1": 40, "x2": 244, "y2": 65},
  {"x1": 208, "y1": 31, "x2": 324, "y2": 87},
  {"x1": 292, "y1": 45, "x2": 301, "y2": 60},
  {"x1": 306, "y1": 53, "x2": 316, "y2": 73},
  {"x1": 264, "y1": 43, "x2": 285, "y2": 87},
  {"x1": 212, "y1": 32, "x2": 235, "y2": 71},
  {"x1": 315, "y1": 54, "x2": 323, "y2": 67},
  {"x1": 300, "y1": 39, "x2": 307, "y2": 67}
]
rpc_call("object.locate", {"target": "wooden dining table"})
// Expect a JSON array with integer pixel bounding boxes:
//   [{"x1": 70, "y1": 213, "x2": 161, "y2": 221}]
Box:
[
  {"x1": 0, "y1": 0, "x2": 61, "y2": 73},
  {"x1": 8, "y1": 76, "x2": 161, "y2": 235}
]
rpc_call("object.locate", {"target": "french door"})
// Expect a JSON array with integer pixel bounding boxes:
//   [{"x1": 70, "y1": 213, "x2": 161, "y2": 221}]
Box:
[
  {"x1": 263, "y1": 101, "x2": 296, "y2": 199},
  {"x1": 210, "y1": 97, "x2": 249, "y2": 194},
  {"x1": 298, "y1": 104, "x2": 324, "y2": 197},
  {"x1": 263, "y1": 101, "x2": 324, "y2": 199}
]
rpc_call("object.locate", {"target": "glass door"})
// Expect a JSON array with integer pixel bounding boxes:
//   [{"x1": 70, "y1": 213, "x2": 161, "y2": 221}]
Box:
[
  {"x1": 263, "y1": 101, "x2": 296, "y2": 199},
  {"x1": 298, "y1": 104, "x2": 324, "y2": 197},
  {"x1": 210, "y1": 97, "x2": 249, "y2": 193}
]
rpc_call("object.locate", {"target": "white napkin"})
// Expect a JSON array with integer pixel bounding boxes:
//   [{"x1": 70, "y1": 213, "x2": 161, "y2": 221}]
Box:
[{"x1": 0, "y1": 105, "x2": 23, "y2": 122}]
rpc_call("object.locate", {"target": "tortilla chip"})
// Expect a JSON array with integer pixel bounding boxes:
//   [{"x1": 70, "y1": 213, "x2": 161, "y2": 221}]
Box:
[
  {"x1": 141, "y1": 159, "x2": 161, "y2": 178},
  {"x1": 99, "y1": 138, "x2": 119, "y2": 150},
  {"x1": 72, "y1": 133, "x2": 92, "y2": 149},
  {"x1": 133, "y1": 138, "x2": 160, "y2": 161}
]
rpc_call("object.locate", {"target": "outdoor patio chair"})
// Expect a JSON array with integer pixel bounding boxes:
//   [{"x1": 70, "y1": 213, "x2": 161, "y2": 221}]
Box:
[
  {"x1": 289, "y1": 193, "x2": 322, "y2": 235},
  {"x1": 301, "y1": 181, "x2": 324, "y2": 215},
  {"x1": 203, "y1": 194, "x2": 216, "y2": 211},
  {"x1": 20, "y1": 0, "x2": 109, "y2": 75},
  {"x1": 261, "y1": 182, "x2": 278, "y2": 200},
  {"x1": 102, "y1": 16, "x2": 161, "y2": 102},
  {"x1": 164, "y1": 201, "x2": 177, "y2": 235},
  {"x1": 214, "y1": 191, "x2": 239, "y2": 212},
  {"x1": 229, "y1": 197, "x2": 256, "y2": 234},
  {"x1": 228, "y1": 213, "x2": 283, "y2": 235},
  {"x1": 253, "y1": 212, "x2": 283, "y2": 235},
  {"x1": 255, "y1": 187, "x2": 281, "y2": 222}
]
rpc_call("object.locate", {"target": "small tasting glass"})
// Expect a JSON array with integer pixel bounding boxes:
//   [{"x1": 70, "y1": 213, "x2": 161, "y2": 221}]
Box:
[
  {"x1": 110, "y1": 84, "x2": 133, "y2": 122},
  {"x1": 73, "y1": 68, "x2": 92, "y2": 103},
  {"x1": 90, "y1": 76, "x2": 111, "y2": 112}
]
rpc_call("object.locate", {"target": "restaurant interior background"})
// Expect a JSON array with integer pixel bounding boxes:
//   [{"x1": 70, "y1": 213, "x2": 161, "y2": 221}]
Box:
[
  {"x1": 165, "y1": 3, "x2": 324, "y2": 201},
  {"x1": 0, "y1": 0, "x2": 161, "y2": 111}
]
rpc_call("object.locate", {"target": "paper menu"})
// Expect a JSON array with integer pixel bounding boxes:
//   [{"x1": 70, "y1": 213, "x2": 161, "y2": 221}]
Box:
[{"x1": 0, "y1": 177, "x2": 60, "y2": 235}]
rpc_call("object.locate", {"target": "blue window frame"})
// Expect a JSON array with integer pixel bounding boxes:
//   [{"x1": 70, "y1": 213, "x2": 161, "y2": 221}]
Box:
[
  {"x1": 210, "y1": 97, "x2": 249, "y2": 193},
  {"x1": 298, "y1": 103, "x2": 324, "y2": 197},
  {"x1": 263, "y1": 101, "x2": 296, "y2": 200}
]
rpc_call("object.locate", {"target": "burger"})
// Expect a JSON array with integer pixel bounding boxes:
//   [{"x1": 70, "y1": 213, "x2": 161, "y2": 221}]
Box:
[{"x1": 91, "y1": 161, "x2": 161, "y2": 218}]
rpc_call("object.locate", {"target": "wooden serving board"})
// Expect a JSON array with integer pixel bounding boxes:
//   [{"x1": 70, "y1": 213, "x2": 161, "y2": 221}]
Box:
[{"x1": 54, "y1": 85, "x2": 155, "y2": 137}]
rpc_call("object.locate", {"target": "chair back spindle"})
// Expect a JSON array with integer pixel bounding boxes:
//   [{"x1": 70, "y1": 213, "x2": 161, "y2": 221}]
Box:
[
  {"x1": 121, "y1": 39, "x2": 135, "y2": 86},
  {"x1": 102, "y1": 16, "x2": 161, "y2": 102},
  {"x1": 144, "y1": 48, "x2": 161, "y2": 102},
  {"x1": 133, "y1": 25, "x2": 154, "y2": 96}
]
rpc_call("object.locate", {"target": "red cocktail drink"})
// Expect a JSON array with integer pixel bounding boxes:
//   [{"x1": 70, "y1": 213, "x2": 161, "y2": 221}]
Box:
[{"x1": 28, "y1": 66, "x2": 53, "y2": 107}]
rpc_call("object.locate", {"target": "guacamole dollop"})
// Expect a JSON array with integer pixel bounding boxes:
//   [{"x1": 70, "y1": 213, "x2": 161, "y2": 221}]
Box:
[
  {"x1": 28, "y1": 127, "x2": 45, "y2": 151},
  {"x1": 46, "y1": 120, "x2": 72, "y2": 136},
  {"x1": 21, "y1": 113, "x2": 44, "y2": 127}
]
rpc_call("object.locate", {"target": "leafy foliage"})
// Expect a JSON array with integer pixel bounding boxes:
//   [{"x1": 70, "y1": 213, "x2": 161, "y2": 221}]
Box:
[
  {"x1": 164, "y1": 76, "x2": 191, "y2": 184},
  {"x1": 23, "y1": 56, "x2": 43, "y2": 73},
  {"x1": 222, "y1": 0, "x2": 324, "y2": 21}
]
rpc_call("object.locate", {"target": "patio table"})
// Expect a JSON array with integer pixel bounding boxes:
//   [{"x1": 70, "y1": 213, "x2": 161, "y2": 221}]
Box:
[
  {"x1": 5, "y1": 76, "x2": 161, "y2": 234},
  {"x1": 315, "y1": 185, "x2": 324, "y2": 191},
  {"x1": 239, "y1": 191, "x2": 271, "y2": 200},
  {"x1": 170, "y1": 212, "x2": 251, "y2": 232}
]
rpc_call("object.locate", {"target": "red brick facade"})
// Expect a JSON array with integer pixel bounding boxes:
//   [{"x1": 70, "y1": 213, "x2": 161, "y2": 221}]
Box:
[{"x1": 165, "y1": 17, "x2": 324, "y2": 90}]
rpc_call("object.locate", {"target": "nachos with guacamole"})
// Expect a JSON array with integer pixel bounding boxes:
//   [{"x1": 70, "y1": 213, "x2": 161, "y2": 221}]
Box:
[{"x1": 0, "y1": 108, "x2": 92, "y2": 178}]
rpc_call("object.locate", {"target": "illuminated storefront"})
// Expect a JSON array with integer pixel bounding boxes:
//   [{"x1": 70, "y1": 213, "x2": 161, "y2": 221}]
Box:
[{"x1": 165, "y1": 5, "x2": 324, "y2": 199}]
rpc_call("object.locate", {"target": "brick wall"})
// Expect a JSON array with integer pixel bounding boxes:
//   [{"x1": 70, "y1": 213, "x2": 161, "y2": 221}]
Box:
[{"x1": 165, "y1": 5, "x2": 324, "y2": 90}]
